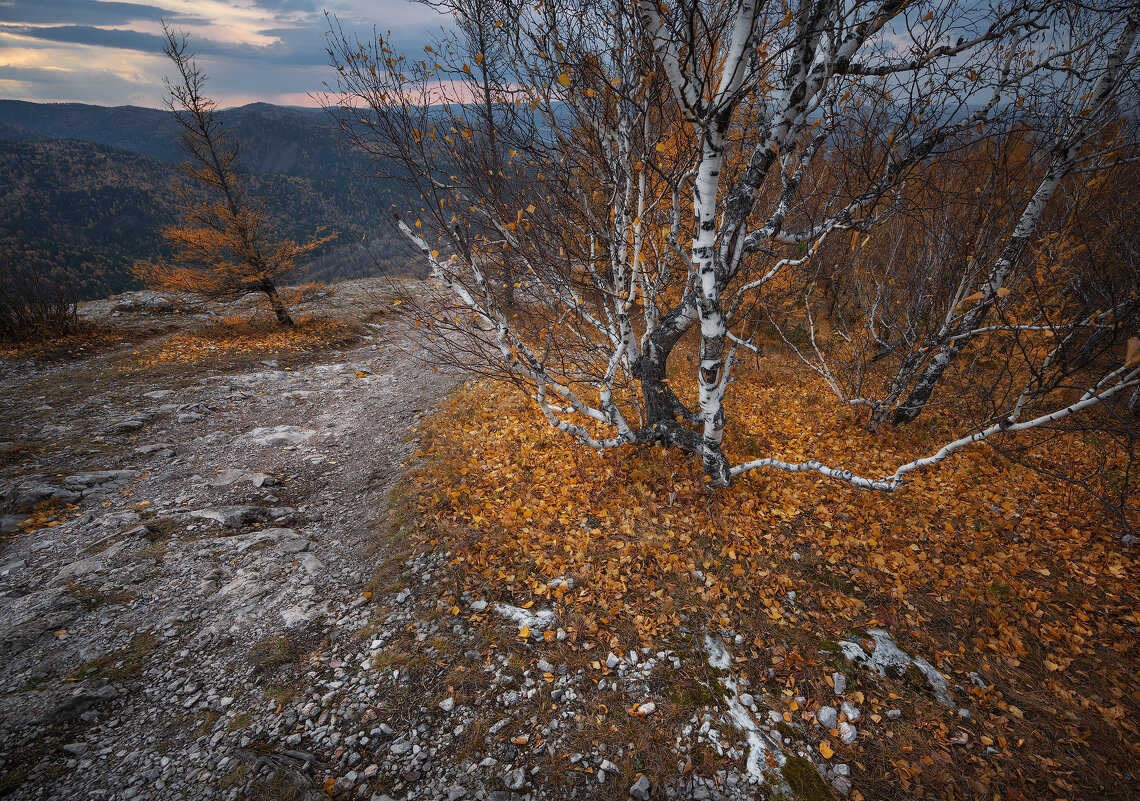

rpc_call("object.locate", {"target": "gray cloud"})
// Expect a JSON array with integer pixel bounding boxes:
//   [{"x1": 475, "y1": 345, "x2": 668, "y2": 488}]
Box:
[
  {"x1": 1, "y1": 24, "x2": 166, "y2": 53},
  {"x1": 0, "y1": 0, "x2": 189, "y2": 26}
]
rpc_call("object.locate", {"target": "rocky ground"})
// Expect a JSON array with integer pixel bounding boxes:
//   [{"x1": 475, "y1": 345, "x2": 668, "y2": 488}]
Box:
[{"x1": 0, "y1": 283, "x2": 913, "y2": 801}]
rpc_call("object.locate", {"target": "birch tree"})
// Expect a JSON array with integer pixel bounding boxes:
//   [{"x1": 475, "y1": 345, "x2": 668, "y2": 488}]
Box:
[{"x1": 328, "y1": 0, "x2": 1139, "y2": 491}]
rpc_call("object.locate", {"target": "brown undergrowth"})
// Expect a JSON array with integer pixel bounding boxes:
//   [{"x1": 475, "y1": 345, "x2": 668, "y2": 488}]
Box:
[
  {"x1": 403, "y1": 354, "x2": 1139, "y2": 801},
  {"x1": 118, "y1": 314, "x2": 364, "y2": 375}
]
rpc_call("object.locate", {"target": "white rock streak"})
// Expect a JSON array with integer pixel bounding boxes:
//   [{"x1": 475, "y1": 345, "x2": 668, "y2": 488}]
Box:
[
  {"x1": 704, "y1": 634, "x2": 790, "y2": 784},
  {"x1": 492, "y1": 603, "x2": 557, "y2": 633},
  {"x1": 839, "y1": 629, "x2": 953, "y2": 708}
]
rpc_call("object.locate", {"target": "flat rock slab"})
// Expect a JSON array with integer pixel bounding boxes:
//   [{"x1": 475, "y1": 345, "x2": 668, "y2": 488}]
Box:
[
  {"x1": 42, "y1": 684, "x2": 120, "y2": 724},
  {"x1": 190, "y1": 506, "x2": 272, "y2": 528},
  {"x1": 248, "y1": 426, "x2": 315, "y2": 447},
  {"x1": 47, "y1": 557, "x2": 107, "y2": 588},
  {"x1": 6, "y1": 480, "x2": 81, "y2": 510},
  {"x1": 0, "y1": 588, "x2": 82, "y2": 660},
  {"x1": 63, "y1": 470, "x2": 140, "y2": 487},
  {"x1": 208, "y1": 469, "x2": 278, "y2": 488},
  {"x1": 230, "y1": 371, "x2": 289, "y2": 388},
  {"x1": 107, "y1": 416, "x2": 150, "y2": 434},
  {"x1": 199, "y1": 528, "x2": 309, "y2": 555}
]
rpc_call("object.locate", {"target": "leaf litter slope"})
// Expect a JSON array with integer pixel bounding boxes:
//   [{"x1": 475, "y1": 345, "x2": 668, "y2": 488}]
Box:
[{"x1": 405, "y1": 356, "x2": 1138, "y2": 801}]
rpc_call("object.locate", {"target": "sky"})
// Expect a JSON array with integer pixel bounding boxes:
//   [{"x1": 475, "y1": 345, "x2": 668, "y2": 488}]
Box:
[{"x1": 0, "y1": 0, "x2": 448, "y2": 108}]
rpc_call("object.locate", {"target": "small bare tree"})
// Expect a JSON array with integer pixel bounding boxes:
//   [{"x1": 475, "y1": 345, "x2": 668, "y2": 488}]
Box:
[{"x1": 133, "y1": 27, "x2": 336, "y2": 326}]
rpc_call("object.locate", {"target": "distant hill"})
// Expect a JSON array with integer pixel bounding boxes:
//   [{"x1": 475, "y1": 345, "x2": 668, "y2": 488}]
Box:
[{"x1": 0, "y1": 100, "x2": 419, "y2": 300}]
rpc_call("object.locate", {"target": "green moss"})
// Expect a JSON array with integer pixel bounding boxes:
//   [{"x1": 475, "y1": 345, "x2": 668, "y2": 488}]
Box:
[
  {"x1": 666, "y1": 680, "x2": 725, "y2": 710},
  {"x1": 779, "y1": 754, "x2": 835, "y2": 801},
  {"x1": 775, "y1": 721, "x2": 804, "y2": 742},
  {"x1": 898, "y1": 663, "x2": 934, "y2": 698}
]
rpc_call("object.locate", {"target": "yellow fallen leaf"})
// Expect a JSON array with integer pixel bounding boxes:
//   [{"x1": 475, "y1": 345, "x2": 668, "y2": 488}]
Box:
[
  {"x1": 1125, "y1": 336, "x2": 1140, "y2": 368},
  {"x1": 518, "y1": 625, "x2": 530, "y2": 639},
  {"x1": 819, "y1": 741, "x2": 835, "y2": 759}
]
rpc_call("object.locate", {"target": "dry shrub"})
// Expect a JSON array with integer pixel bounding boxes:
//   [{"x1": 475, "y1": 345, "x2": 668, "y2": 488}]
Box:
[{"x1": 0, "y1": 260, "x2": 78, "y2": 342}]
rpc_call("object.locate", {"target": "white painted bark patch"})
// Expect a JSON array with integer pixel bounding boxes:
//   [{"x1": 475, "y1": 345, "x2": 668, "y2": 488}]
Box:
[
  {"x1": 492, "y1": 603, "x2": 557, "y2": 632},
  {"x1": 704, "y1": 634, "x2": 790, "y2": 784},
  {"x1": 839, "y1": 628, "x2": 953, "y2": 707}
]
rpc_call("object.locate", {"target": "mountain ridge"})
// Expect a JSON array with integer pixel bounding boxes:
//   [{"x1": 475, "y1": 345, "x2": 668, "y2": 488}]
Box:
[{"x1": 0, "y1": 99, "x2": 413, "y2": 300}]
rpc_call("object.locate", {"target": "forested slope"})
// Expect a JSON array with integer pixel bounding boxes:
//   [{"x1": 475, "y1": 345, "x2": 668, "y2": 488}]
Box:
[{"x1": 0, "y1": 101, "x2": 414, "y2": 299}]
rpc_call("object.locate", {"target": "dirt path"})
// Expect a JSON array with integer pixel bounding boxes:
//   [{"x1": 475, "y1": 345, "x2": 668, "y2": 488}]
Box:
[{"x1": 0, "y1": 287, "x2": 464, "y2": 800}]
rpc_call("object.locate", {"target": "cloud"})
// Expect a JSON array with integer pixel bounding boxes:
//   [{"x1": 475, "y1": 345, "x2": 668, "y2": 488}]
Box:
[
  {"x1": 0, "y1": 0, "x2": 451, "y2": 107},
  {"x1": 2, "y1": 24, "x2": 168, "y2": 53},
  {"x1": 0, "y1": 0, "x2": 179, "y2": 26}
]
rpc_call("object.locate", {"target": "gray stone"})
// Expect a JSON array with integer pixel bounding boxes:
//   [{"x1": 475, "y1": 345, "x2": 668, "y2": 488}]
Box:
[
  {"x1": 135, "y1": 443, "x2": 176, "y2": 456},
  {"x1": 43, "y1": 684, "x2": 119, "y2": 723},
  {"x1": 841, "y1": 701, "x2": 860, "y2": 722},
  {"x1": 64, "y1": 470, "x2": 139, "y2": 487},
  {"x1": 108, "y1": 416, "x2": 149, "y2": 434},
  {"x1": 832, "y1": 671, "x2": 847, "y2": 696},
  {"x1": 0, "y1": 588, "x2": 81, "y2": 658},
  {"x1": 208, "y1": 470, "x2": 279, "y2": 488},
  {"x1": 817, "y1": 705, "x2": 838, "y2": 729},
  {"x1": 505, "y1": 767, "x2": 525, "y2": 790},
  {"x1": 630, "y1": 774, "x2": 651, "y2": 800},
  {"x1": 231, "y1": 371, "x2": 289, "y2": 388},
  {"x1": 0, "y1": 559, "x2": 26, "y2": 576},
  {"x1": 389, "y1": 739, "x2": 412, "y2": 756},
  {"x1": 838, "y1": 722, "x2": 857, "y2": 745},
  {"x1": 47, "y1": 557, "x2": 106, "y2": 588},
  {"x1": 297, "y1": 553, "x2": 324, "y2": 575},
  {"x1": 7, "y1": 480, "x2": 80, "y2": 511},
  {"x1": 189, "y1": 505, "x2": 271, "y2": 528},
  {"x1": 248, "y1": 425, "x2": 315, "y2": 447}
]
